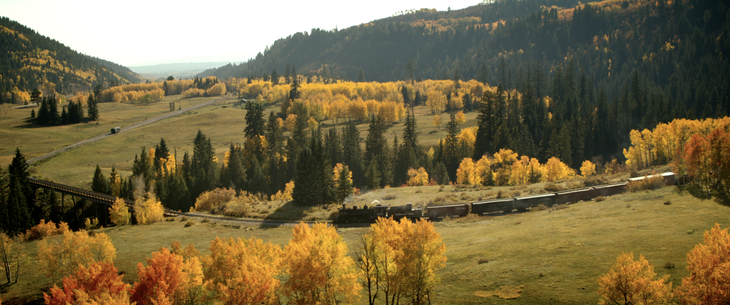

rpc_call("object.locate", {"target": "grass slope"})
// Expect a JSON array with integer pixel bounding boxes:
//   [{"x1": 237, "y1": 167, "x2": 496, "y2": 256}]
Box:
[{"x1": 2, "y1": 186, "x2": 728, "y2": 304}]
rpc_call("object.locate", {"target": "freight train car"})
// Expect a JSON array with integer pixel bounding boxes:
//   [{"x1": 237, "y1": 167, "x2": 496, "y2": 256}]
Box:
[
  {"x1": 471, "y1": 198, "x2": 514, "y2": 215},
  {"x1": 592, "y1": 182, "x2": 628, "y2": 197},
  {"x1": 425, "y1": 203, "x2": 469, "y2": 220},
  {"x1": 555, "y1": 187, "x2": 596, "y2": 204},
  {"x1": 514, "y1": 193, "x2": 556, "y2": 211}
]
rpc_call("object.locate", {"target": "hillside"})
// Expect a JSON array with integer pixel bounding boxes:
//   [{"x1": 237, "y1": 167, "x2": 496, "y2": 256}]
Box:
[
  {"x1": 200, "y1": 0, "x2": 729, "y2": 110},
  {"x1": 0, "y1": 16, "x2": 144, "y2": 103}
]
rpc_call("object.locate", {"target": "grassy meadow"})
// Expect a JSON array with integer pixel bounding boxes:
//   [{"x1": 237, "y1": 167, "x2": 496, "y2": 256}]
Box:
[
  {"x1": 1, "y1": 185, "x2": 728, "y2": 304},
  {"x1": 1, "y1": 93, "x2": 476, "y2": 188}
]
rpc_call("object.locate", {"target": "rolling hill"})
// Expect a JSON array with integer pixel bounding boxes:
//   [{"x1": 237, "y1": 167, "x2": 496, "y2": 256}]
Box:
[{"x1": 0, "y1": 16, "x2": 144, "y2": 103}]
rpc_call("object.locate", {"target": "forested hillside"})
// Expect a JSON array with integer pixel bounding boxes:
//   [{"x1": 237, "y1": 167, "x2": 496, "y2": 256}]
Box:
[
  {"x1": 201, "y1": 0, "x2": 729, "y2": 120},
  {"x1": 0, "y1": 17, "x2": 144, "y2": 103}
]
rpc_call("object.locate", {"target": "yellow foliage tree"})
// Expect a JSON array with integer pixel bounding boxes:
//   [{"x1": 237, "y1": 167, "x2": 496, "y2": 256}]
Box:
[
  {"x1": 359, "y1": 217, "x2": 447, "y2": 305},
  {"x1": 426, "y1": 89, "x2": 446, "y2": 114},
  {"x1": 456, "y1": 158, "x2": 480, "y2": 186},
  {"x1": 37, "y1": 230, "x2": 117, "y2": 283},
  {"x1": 0, "y1": 233, "x2": 25, "y2": 284},
  {"x1": 433, "y1": 115, "x2": 441, "y2": 131},
  {"x1": 675, "y1": 223, "x2": 730, "y2": 304},
  {"x1": 543, "y1": 157, "x2": 575, "y2": 182},
  {"x1": 580, "y1": 160, "x2": 597, "y2": 177},
  {"x1": 285, "y1": 114, "x2": 297, "y2": 131},
  {"x1": 109, "y1": 198, "x2": 130, "y2": 226},
  {"x1": 203, "y1": 237, "x2": 282, "y2": 304},
  {"x1": 283, "y1": 222, "x2": 359, "y2": 304},
  {"x1": 135, "y1": 194, "x2": 165, "y2": 225},
  {"x1": 455, "y1": 111, "x2": 466, "y2": 125},
  {"x1": 597, "y1": 252, "x2": 672, "y2": 305},
  {"x1": 272, "y1": 181, "x2": 295, "y2": 201},
  {"x1": 407, "y1": 167, "x2": 429, "y2": 186}
]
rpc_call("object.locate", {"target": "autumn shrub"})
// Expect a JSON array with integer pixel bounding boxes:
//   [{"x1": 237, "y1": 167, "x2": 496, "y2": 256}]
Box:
[
  {"x1": 595, "y1": 196, "x2": 607, "y2": 202},
  {"x1": 675, "y1": 223, "x2": 730, "y2": 304},
  {"x1": 544, "y1": 183, "x2": 563, "y2": 192},
  {"x1": 84, "y1": 218, "x2": 100, "y2": 230},
  {"x1": 184, "y1": 221, "x2": 194, "y2": 228},
  {"x1": 193, "y1": 188, "x2": 236, "y2": 212},
  {"x1": 532, "y1": 204, "x2": 548, "y2": 211},
  {"x1": 583, "y1": 176, "x2": 606, "y2": 187},
  {"x1": 109, "y1": 197, "x2": 130, "y2": 226},
  {"x1": 25, "y1": 219, "x2": 65, "y2": 241},
  {"x1": 44, "y1": 261, "x2": 130, "y2": 305},
  {"x1": 37, "y1": 230, "x2": 117, "y2": 283},
  {"x1": 597, "y1": 252, "x2": 672, "y2": 305},
  {"x1": 130, "y1": 247, "x2": 203, "y2": 305},
  {"x1": 202, "y1": 237, "x2": 282, "y2": 304},
  {"x1": 629, "y1": 174, "x2": 665, "y2": 192},
  {"x1": 283, "y1": 223, "x2": 360, "y2": 304},
  {"x1": 271, "y1": 181, "x2": 295, "y2": 201}
]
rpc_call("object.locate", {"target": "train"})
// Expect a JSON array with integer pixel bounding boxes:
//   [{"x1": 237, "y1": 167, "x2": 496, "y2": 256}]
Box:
[{"x1": 335, "y1": 172, "x2": 678, "y2": 224}]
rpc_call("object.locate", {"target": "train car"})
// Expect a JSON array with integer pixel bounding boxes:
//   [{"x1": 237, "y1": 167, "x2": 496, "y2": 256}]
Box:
[
  {"x1": 628, "y1": 172, "x2": 676, "y2": 186},
  {"x1": 514, "y1": 193, "x2": 556, "y2": 211},
  {"x1": 471, "y1": 198, "x2": 514, "y2": 215},
  {"x1": 592, "y1": 182, "x2": 628, "y2": 197},
  {"x1": 388, "y1": 203, "x2": 423, "y2": 221},
  {"x1": 111, "y1": 127, "x2": 121, "y2": 134},
  {"x1": 335, "y1": 204, "x2": 388, "y2": 223},
  {"x1": 555, "y1": 187, "x2": 596, "y2": 205},
  {"x1": 425, "y1": 203, "x2": 469, "y2": 220}
]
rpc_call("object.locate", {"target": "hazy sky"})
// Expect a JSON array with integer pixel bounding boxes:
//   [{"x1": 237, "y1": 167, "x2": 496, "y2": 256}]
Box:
[{"x1": 1, "y1": 0, "x2": 479, "y2": 67}]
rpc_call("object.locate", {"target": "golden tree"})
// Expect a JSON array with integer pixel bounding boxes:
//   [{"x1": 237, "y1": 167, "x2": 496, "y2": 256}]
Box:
[
  {"x1": 675, "y1": 223, "x2": 730, "y2": 304},
  {"x1": 0, "y1": 233, "x2": 25, "y2": 284},
  {"x1": 407, "y1": 167, "x2": 429, "y2": 186},
  {"x1": 203, "y1": 237, "x2": 282, "y2": 304},
  {"x1": 283, "y1": 222, "x2": 360, "y2": 304},
  {"x1": 433, "y1": 115, "x2": 441, "y2": 131},
  {"x1": 580, "y1": 160, "x2": 597, "y2": 177},
  {"x1": 108, "y1": 198, "x2": 130, "y2": 226},
  {"x1": 597, "y1": 252, "x2": 672, "y2": 305},
  {"x1": 37, "y1": 230, "x2": 116, "y2": 283},
  {"x1": 456, "y1": 158, "x2": 480, "y2": 186}
]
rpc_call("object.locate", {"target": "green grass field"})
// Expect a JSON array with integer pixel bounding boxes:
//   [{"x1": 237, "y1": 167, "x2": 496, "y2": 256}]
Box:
[{"x1": 1, "y1": 185, "x2": 727, "y2": 304}]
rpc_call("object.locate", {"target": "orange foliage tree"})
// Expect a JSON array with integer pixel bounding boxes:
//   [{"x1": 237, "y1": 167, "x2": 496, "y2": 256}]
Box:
[
  {"x1": 597, "y1": 252, "x2": 672, "y2": 305},
  {"x1": 202, "y1": 237, "x2": 282, "y2": 304},
  {"x1": 44, "y1": 261, "x2": 130, "y2": 305},
  {"x1": 282, "y1": 222, "x2": 359, "y2": 304},
  {"x1": 130, "y1": 246, "x2": 203, "y2": 305},
  {"x1": 675, "y1": 223, "x2": 730, "y2": 304},
  {"x1": 407, "y1": 167, "x2": 429, "y2": 186}
]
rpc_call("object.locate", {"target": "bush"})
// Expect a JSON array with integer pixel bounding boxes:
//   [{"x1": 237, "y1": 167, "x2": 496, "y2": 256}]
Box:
[
  {"x1": 477, "y1": 258, "x2": 489, "y2": 264},
  {"x1": 544, "y1": 183, "x2": 563, "y2": 192},
  {"x1": 583, "y1": 176, "x2": 606, "y2": 187},
  {"x1": 382, "y1": 194, "x2": 397, "y2": 200},
  {"x1": 532, "y1": 204, "x2": 548, "y2": 211},
  {"x1": 184, "y1": 221, "x2": 194, "y2": 228},
  {"x1": 628, "y1": 174, "x2": 664, "y2": 192},
  {"x1": 193, "y1": 188, "x2": 236, "y2": 212},
  {"x1": 595, "y1": 196, "x2": 606, "y2": 202},
  {"x1": 25, "y1": 220, "x2": 65, "y2": 241}
]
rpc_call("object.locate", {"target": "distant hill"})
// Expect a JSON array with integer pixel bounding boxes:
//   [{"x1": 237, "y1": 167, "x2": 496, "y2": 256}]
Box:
[
  {"x1": 129, "y1": 62, "x2": 230, "y2": 80},
  {"x1": 0, "y1": 16, "x2": 144, "y2": 102},
  {"x1": 199, "y1": 0, "x2": 730, "y2": 108}
]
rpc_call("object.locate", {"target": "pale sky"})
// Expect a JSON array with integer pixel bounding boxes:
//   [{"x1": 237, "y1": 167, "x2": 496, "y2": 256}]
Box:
[{"x1": 1, "y1": 0, "x2": 479, "y2": 67}]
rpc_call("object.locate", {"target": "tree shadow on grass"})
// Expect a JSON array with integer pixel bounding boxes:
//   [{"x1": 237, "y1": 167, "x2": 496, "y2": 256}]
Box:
[
  {"x1": 260, "y1": 200, "x2": 333, "y2": 229},
  {"x1": 677, "y1": 184, "x2": 730, "y2": 207}
]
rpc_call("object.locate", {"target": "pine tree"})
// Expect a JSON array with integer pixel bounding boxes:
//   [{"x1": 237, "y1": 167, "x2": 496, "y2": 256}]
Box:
[
  {"x1": 311, "y1": 128, "x2": 336, "y2": 205},
  {"x1": 358, "y1": 68, "x2": 365, "y2": 82},
  {"x1": 247, "y1": 157, "x2": 269, "y2": 195},
  {"x1": 293, "y1": 147, "x2": 319, "y2": 205},
  {"x1": 132, "y1": 147, "x2": 153, "y2": 192},
  {"x1": 325, "y1": 127, "x2": 342, "y2": 168},
  {"x1": 191, "y1": 130, "x2": 218, "y2": 200},
  {"x1": 226, "y1": 144, "x2": 247, "y2": 192},
  {"x1": 91, "y1": 165, "x2": 108, "y2": 194},
  {"x1": 443, "y1": 113, "x2": 461, "y2": 182},
  {"x1": 336, "y1": 165, "x2": 352, "y2": 203},
  {"x1": 342, "y1": 121, "x2": 365, "y2": 187},
  {"x1": 87, "y1": 93, "x2": 99, "y2": 121},
  {"x1": 4, "y1": 149, "x2": 33, "y2": 235},
  {"x1": 244, "y1": 102, "x2": 265, "y2": 139}
]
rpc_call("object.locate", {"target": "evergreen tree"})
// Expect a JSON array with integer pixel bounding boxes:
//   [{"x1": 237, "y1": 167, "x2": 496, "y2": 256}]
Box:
[
  {"x1": 365, "y1": 160, "x2": 381, "y2": 191},
  {"x1": 293, "y1": 147, "x2": 319, "y2": 205},
  {"x1": 342, "y1": 121, "x2": 365, "y2": 187},
  {"x1": 87, "y1": 93, "x2": 99, "y2": 121},
  {"x1": 265, "y1": 111, "x2": 284, "y2": 156},
  {"x1": 432, "y1": 161, "x2": 450, "y2": 185},
  {"x1": 364, "y1": 116, "x2": 392, "y2": 188},
  {"x1": 311, "y1": 128, "x2": 336, "y2": 205},
  {"x1": 190, "y1": 130, "x2": 218, "y2": 200},
  {"x1": 4, "y1": 149, "x2": 33, "y2": 235},
  {"x1": 325, "y1": 127, "x2": 342, "y2": 168},
  {"x1": 91, "y1": 165, "x2": 108, "y2": 194},
  {"x1": 225, "y1": 144, "x2": 247, "y2": 192},
  {"x1": 132, "y1": 147, "x2": 153, "y2": 192},
  {"x1": 244, "y1": 101, "x2": 265, "y2": 139},
  {"x1": 247, "y1": 157, "x2": 269, "y2": 195},
  {"x1": 358, "y1": 68, "x2": 365, "y2": 82},
  {"x1": 443, "y1": 113, "x2": 461, "y2": 182},
  {"x1": 336, "y1": 165, "x2": 352, "y2": 203}
]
